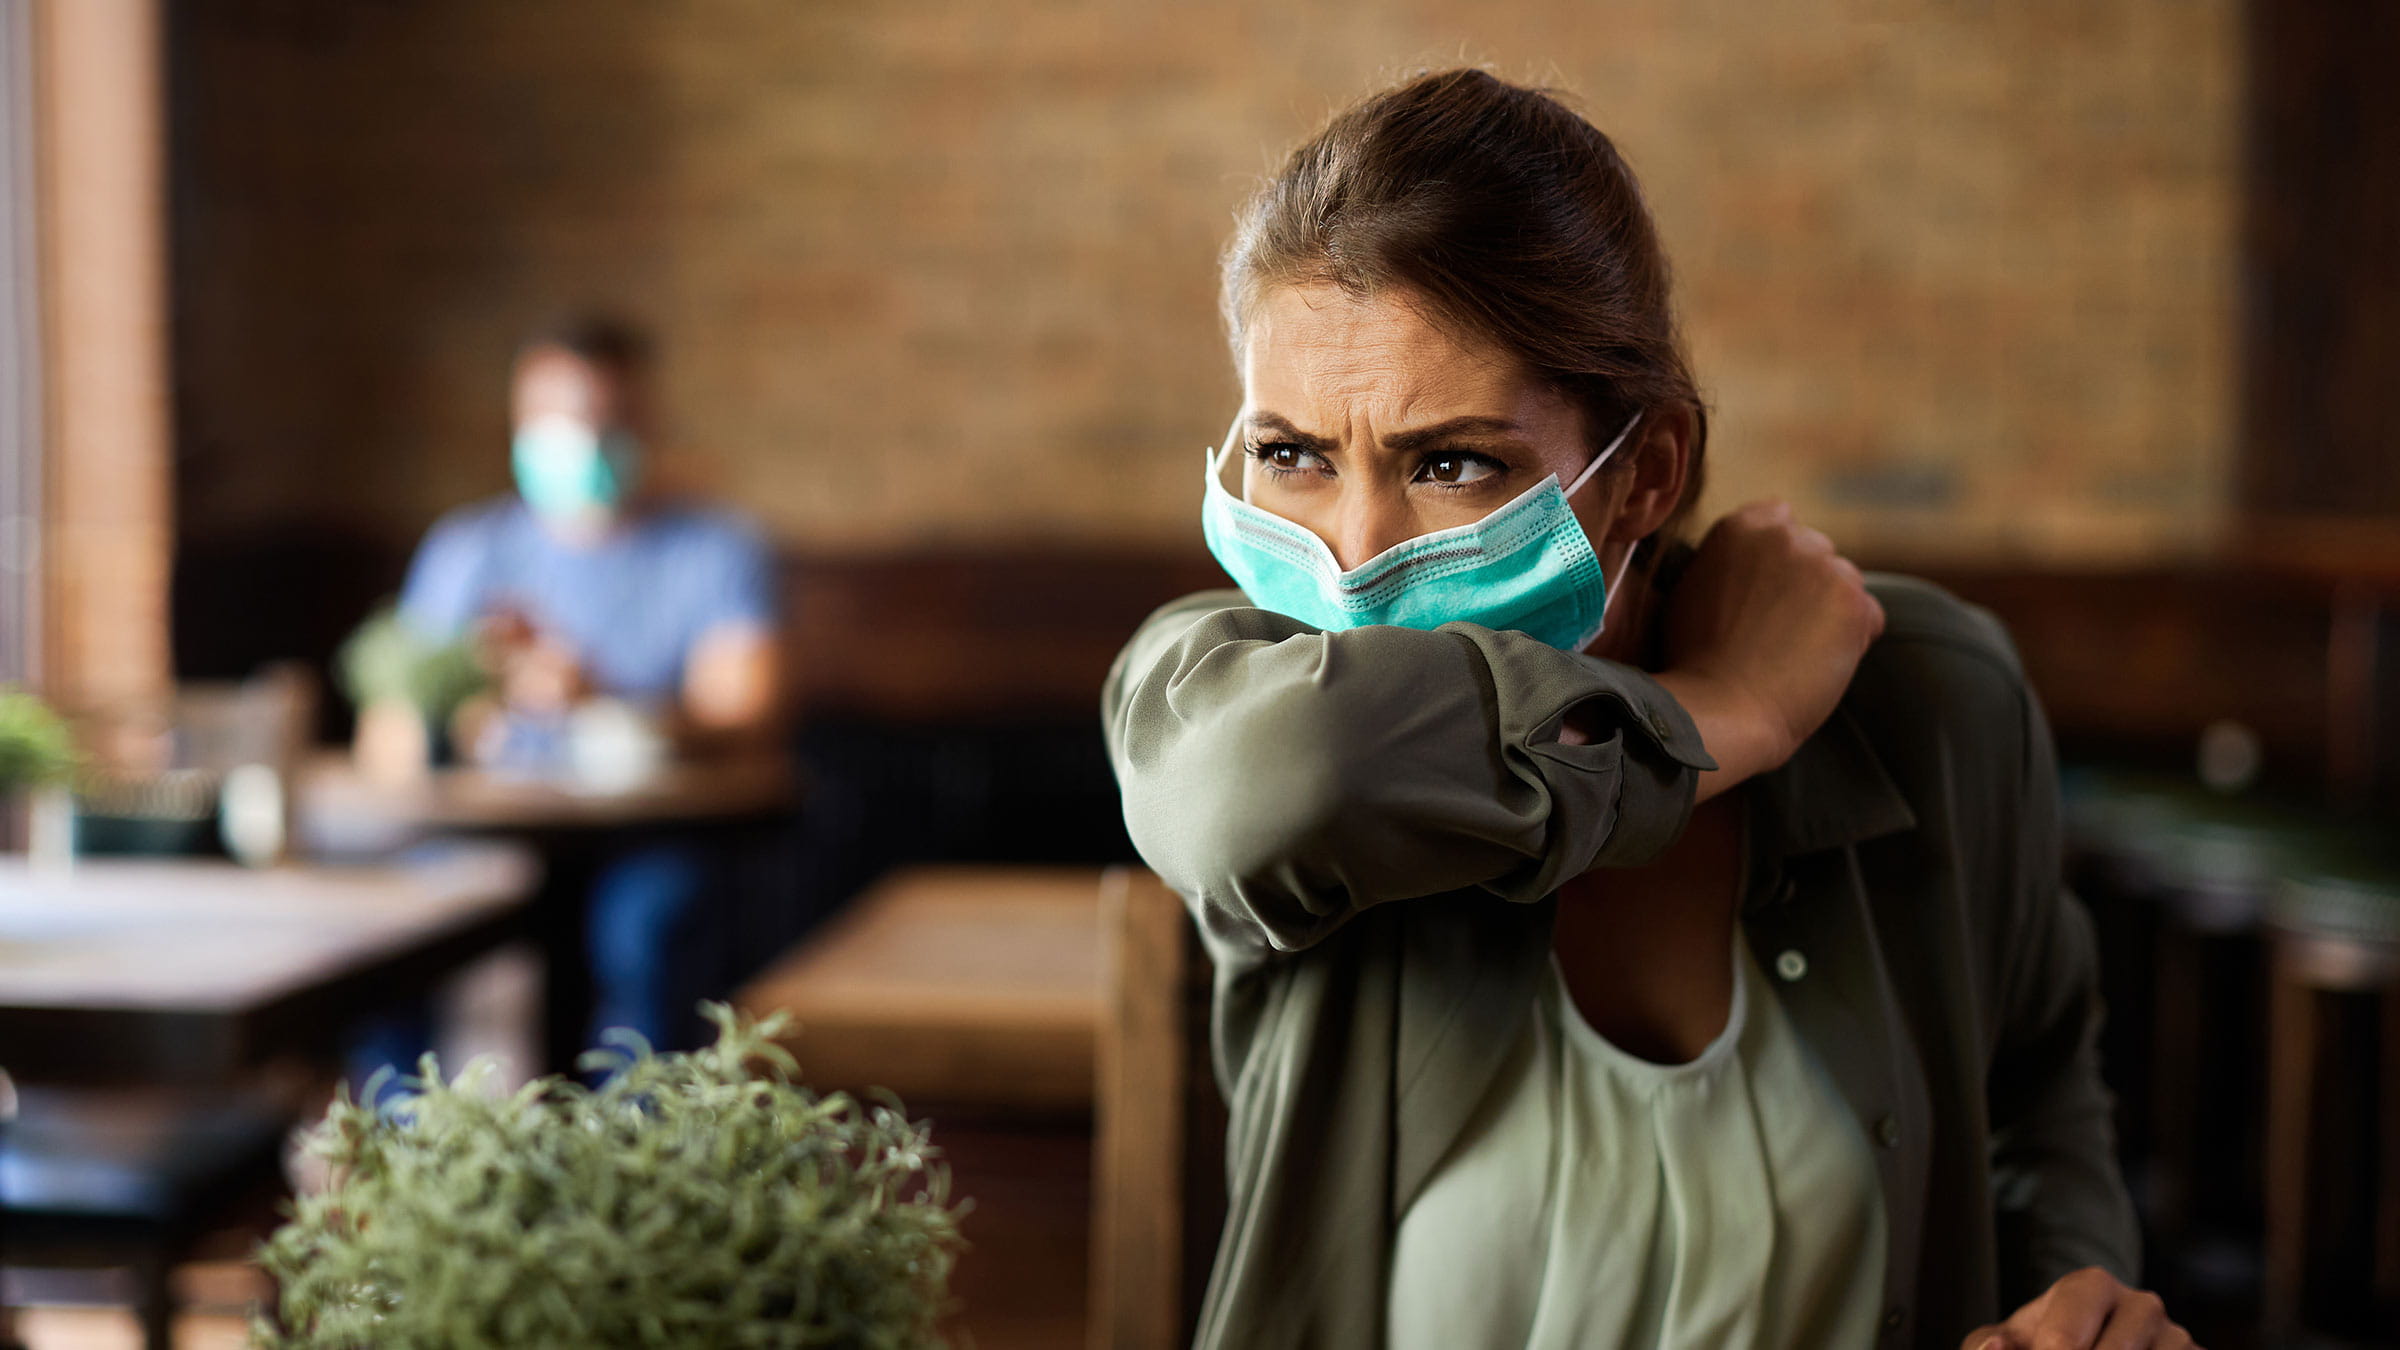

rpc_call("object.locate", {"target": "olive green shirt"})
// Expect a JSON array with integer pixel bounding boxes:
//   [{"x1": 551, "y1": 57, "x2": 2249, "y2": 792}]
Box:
[{"x1": 1101, "y1": 571, "x2": 2139, "y2": 1350}]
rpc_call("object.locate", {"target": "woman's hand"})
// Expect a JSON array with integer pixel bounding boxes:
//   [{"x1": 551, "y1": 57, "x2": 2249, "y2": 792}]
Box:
[
  {"x1": 1652, "y1": 499, "x2": 1884, "y2": 802},
  {"x1": 1958, "y1": 1267, "x2": 2197, "y2": 1350}
]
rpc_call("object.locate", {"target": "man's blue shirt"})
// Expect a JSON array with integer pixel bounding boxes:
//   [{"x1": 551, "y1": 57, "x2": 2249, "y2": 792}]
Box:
[{"x1": 398, "y1": 495, "x2": 776, "y2": 704}]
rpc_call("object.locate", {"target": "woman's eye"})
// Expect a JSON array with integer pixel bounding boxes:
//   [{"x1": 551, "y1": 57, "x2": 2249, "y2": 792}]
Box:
[
  {"x1": 1249, "y1": 443, "x2": 1327, "y2": 475},
  {"x1": 1417, "y1": 452, "x2": 1501, "y2": 487}
]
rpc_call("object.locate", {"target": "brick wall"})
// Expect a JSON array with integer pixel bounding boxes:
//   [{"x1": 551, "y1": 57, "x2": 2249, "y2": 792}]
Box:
[
  {"x1": 43, "y1": 0, "x2": 173, "y2": 715},
  {"x1": 171, "y1": 0, "x2": 2238, "y2": 564}
]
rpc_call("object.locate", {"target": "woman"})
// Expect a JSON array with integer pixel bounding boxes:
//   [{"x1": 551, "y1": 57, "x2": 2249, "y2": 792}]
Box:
[{"x1": 1104, "y1": 70, "x2": 2192, "y2": 1350}]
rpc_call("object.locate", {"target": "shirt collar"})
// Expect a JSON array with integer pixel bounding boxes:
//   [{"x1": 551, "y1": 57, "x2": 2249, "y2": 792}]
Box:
[
  {"x1": 1751, "y1": 702, "x2": 1918, "y2": 859},
  {"x1": 1642, "y1": 537, "x2": 1917, "y2": 870}
]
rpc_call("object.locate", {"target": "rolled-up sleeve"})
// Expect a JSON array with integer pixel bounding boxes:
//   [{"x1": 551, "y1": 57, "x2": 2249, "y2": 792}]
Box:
[{"x1": 1101, "y1": 591, "x2": 1714, "y2": 958}]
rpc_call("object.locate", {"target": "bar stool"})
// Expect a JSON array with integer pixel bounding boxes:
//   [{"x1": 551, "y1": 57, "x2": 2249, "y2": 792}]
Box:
[
  {"x1": 2117, "y1": 794, "x2": 2327, "y2": 1307},
  {"x1": 2060, "y1": 770, "x2": 2198, "y2": 1199},
  {"x1": 0, "y1": 1080, "x2": 292, "y2": 1350},
  {"x1": 2263, "y1": 864, "x2": 2400, "y2": 1343}
]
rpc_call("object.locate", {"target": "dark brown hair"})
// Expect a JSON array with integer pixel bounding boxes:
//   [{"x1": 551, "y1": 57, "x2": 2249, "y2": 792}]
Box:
[
  {"x1": 1222, "y1": 68, "x2": 1708, "y2": 551},
  {"x1": 518, "y1": 311, "x2": 653, "y2": 376}
]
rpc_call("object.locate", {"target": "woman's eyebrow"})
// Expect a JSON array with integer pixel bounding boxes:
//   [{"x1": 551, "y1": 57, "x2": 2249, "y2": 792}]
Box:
[
  {"x1": 1382, "y1": 416, "x2": 1522, "y2": 452},
  {"x1": 1246, "y1": 412, "x2": 1524, "y2": 454},
  {"x1": 1244, "y1": 412, "x2": 1338, "y2": 452}
]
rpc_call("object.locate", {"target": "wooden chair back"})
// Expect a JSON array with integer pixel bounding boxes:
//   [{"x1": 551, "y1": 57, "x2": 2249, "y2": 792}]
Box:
[
  {"x1": 69, "y1": 663, "x2": 320, "y2": 863},
  {"x1": 1090, "y1": 867, "x2": 1227, "y2": 1350}
]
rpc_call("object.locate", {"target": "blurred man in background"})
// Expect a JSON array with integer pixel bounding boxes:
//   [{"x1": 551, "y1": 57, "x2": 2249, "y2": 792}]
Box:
[{"x1": 376, "y1": 314, "x2": 782, "y2": 1056}]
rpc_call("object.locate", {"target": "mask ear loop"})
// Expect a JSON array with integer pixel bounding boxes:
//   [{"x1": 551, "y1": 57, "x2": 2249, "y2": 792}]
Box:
[
  {"x1": 1594, "y1": 535, "x2": 1643, "y2": 634},
  {"x1": 1208, "y1": 413, "x2": 1260, "y2": 504},
  {"x1": 1568, "y1": 409, "x2": 1646, "y2": 640},
  {"x1": 1562, "y1": 408, "x2": 1644, "y2": 499}
]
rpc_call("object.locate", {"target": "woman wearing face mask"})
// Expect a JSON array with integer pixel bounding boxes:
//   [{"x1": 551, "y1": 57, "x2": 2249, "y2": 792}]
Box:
[{"x1": 1104, "y1": 70, "x2": 2187, "y2": 1350}]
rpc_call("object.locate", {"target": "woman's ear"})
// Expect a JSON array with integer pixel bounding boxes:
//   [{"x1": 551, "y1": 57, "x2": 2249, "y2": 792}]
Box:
[{"x1": 1606, "y1": 404, "x2": 1694, "y2": 545}]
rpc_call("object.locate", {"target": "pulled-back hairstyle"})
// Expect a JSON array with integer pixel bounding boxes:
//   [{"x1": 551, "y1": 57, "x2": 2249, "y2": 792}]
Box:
[{"x1": 1222, "y1": 68, "x2": 1708, "y2": 553}]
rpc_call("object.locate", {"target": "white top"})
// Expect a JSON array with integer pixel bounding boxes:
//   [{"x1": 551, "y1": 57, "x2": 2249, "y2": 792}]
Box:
[{"x1": 1387, "y1": 929, "x2": 1888, "y2": 1349}]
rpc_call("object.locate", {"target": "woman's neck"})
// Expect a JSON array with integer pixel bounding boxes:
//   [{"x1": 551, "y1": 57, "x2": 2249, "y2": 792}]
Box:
[
  {"x1": 1581, "y1": 549, "x2": 1672, "y2": 672},
  {"x1": 1553, "y1": 789, "x2": 1746, "y2": 1063},
  {"x1": 1552, "y1": 537, "x2": 1750, "y2": 1064}
]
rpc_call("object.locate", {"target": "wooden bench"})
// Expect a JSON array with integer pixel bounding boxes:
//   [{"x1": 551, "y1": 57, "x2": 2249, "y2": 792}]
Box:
[
  {"x1": 734, "y1": 864, "x2": 1108, "y2": 1114},
  {"x1": 733, "y1": 864, "x2": 1231, "y2": 1350}
]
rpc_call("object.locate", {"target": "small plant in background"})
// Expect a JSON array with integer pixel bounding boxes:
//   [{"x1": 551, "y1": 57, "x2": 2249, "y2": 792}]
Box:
[
  {"x1": 0, "y1": 686, "x2": 76, "y2": 792},
  {"x1": 335, "y1": 604, "x2": 490, "y2": 726},
  {"x1": 255, "y1": 1005, "x2": 966, "y2": 1350}
]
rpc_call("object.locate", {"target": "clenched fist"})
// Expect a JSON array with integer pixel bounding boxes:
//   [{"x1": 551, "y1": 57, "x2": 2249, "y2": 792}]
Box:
[{"x1": 1651, "y1": 499, "x2": 1886, "y2": 799}]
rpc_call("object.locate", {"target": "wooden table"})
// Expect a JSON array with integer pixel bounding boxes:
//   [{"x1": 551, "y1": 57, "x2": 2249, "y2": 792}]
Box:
[
  {"x1": 0, "y1": 845, "x2": 536, "y2": 1084},
  {"x1": 298, "y1": 749, "x2": 799, "y2": 1073},
  {"x1": 297, "y1": 749, "x2": 797, "y2": 842},
  {"x1": 736, "y1": 865, "x2": 1106, "y2": 1114}
]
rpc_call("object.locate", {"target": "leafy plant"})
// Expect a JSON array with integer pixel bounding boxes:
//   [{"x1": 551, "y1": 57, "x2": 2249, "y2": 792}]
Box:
[
  {"x1": 0, "y1": 686, "x2": 76, "y2": 792},
  {"x1": 335, "y1": 604, "x2": 489, "y2": 723},
  {"x1": 255, "y1": 1005, "x2": 966, "y2": 1349}
]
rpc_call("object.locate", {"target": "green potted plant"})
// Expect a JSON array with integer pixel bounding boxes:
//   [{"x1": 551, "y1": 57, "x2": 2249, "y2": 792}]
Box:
[
  {"x1": 335, "y1": 604, "x2": 491, "y2": 781},
  {"x1": 0, "y1": 686, "x2": 74, "y2": 792},
  {"x1": 0, "y1": 686, "x2": 78, "y2": 865},
  {"x1": 254, "y1": 1006, "x2": 966, "y2": 1349}
]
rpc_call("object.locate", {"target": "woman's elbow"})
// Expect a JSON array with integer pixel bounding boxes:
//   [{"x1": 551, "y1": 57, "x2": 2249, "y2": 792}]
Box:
[
  {"x1": 1126, "y1": 738, "x2": 1342, "y2": 880},
  {"x1": 1117, "y1": 719, "x2": 1353, "y2": 945}
]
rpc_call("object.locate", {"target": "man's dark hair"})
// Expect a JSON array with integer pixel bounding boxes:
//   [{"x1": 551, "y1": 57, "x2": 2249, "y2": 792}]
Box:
[{"x1": 518, "y1": 312, "x2": 653, "y2": 374}]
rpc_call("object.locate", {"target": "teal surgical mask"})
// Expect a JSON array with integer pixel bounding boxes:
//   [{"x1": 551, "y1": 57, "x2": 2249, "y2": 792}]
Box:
[
  {"x1": 1201, "y1": 410, "x2": 1642, "y2": 652},
  {"x1": 511, "y1": 414, "x2": 641, "y2": 520}
]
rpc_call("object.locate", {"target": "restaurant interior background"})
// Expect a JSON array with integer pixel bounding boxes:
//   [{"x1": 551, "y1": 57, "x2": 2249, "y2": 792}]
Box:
[{"x1": 2, "y1": 0, "x2": 2396, "y2": 1347}]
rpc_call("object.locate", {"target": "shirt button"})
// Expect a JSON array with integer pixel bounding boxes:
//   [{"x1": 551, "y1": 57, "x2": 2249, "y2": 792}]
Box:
[
  {"x1": 1647, "y1": 710, "x2": 1674, "y2": 740},
  {"x1": 1882, "y1": 1307, "x2": 1905, "y2": 1333},
  {"x1": 1875, "y1": 1114, "x2": 1901, "y2": 1149},
  {"x1": 1774, "y1": 949, "x2": 1808, "y2": 982}
]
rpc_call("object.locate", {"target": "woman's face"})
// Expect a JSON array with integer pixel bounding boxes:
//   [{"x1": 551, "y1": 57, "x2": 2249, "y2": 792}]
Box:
[{"x1": 1233, "y1": 283, "x2": 1644, "y2": 574}]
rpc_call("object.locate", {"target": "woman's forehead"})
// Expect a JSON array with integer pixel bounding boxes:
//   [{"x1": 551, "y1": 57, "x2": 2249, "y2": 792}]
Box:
[{"x1": 1240, "y1": 284, "x2": 1572, "y2": 437}]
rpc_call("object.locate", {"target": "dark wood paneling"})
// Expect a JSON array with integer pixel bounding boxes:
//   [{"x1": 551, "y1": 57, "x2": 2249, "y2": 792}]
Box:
[
  {"x1": 171, "y1": 527, "x2": 409, "y2": 742},
  {"x1": 174, "y1": 527, "x2": 2395, "y2": 798},
  {"x1": 2242, "y1": 0, "x2": 2400, "y2": 517},
  {"x1": 781, "y1": 548, "x2": 1230, "y2": 723},
  {"x1": 1910, "y1": 564, "x2": 2335, "y2": 784}
]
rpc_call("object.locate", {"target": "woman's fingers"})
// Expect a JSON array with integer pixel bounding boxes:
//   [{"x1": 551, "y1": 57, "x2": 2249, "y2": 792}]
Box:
[
  {"x1": 1972, "y1": 1269, "x2": 2196, "y2": 1350},
  {"x1": 2007, "y1": 1267, "x2": 2197, "y2": 1350},
  {"x1": 1728, "y1": 496, "x2": 1793, "y2": 527},
  {"x1": 2016, "y1": 1267, "x2": 2115, "y2": 1350},
  {"x1": 2091, "y1": 1287, "x2": 2170, "y2": 1349},
  {"x1": 1665, "y1": 497, "x2": 1883, "y2": 773}
]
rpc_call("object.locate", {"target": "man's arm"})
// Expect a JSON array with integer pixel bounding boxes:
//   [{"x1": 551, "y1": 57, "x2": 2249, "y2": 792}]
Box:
[
  {"x1": 677, "y1": 622, "x2": 783, "y2": 747},
  {"x1": 672, "y1": 517, "x2": 784, "y2": 750},
  {"x1": 394, "y1": 506, "x2": 497, "y2": 642}
]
